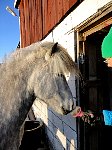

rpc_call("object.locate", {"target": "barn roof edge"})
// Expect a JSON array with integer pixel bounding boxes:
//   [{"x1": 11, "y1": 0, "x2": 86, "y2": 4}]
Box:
[{"x1": 14, "y1": 0, "x2": 21, "y2": 9}]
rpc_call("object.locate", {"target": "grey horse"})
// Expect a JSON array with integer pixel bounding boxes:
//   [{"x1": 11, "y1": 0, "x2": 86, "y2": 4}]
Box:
[{"x1": 0, "y1": 41, "x2": 81, "y2": 150}]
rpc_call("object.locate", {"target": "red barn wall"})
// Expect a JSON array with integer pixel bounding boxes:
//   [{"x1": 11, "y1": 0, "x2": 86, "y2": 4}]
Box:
[{"x1": 18, "y1": 0, "x2": 79, "y2": 48}]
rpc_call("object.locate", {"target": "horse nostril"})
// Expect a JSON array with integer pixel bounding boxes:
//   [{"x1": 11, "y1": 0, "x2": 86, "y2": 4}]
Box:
[
  {"x1": 72, "y1": 104, "x2": 75, "y2": 111},
  {"x1": 61, "y1": 107, "x2": 72, "y2": 115}
]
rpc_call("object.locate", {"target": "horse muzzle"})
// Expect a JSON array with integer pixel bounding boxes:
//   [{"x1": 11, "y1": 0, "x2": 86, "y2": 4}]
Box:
[
  {"x1": 61, "y1": 105, "x2": 82, "y2": 115},
  {"x1": 61, "y1": 107, "x2": 72, "y2": 115},
  {"x1": 61, "y1": 104, "x2": 75, "y2": 115}
]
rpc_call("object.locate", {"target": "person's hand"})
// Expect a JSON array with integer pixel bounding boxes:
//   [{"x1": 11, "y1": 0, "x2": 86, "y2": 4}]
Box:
[
  {"x1": 81, "y1": 110, "x2": 104, "y2": 126},
  {"x1": 81, "y1": 110, "x2": 95, "y2": 126},
  {"x1": 71, "y1": 107, "x2": 100, "y2": 126}
]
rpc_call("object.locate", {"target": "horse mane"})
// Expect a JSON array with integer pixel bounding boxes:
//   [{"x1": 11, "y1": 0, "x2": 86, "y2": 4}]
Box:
[{"x1": 1, "y1": 41, "x2": 81, "y2": 78}]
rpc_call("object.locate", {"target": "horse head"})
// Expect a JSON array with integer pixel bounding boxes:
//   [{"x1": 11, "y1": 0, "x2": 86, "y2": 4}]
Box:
[{"x1": 28, "y1": 42, "x2": 81, "y2": 115}]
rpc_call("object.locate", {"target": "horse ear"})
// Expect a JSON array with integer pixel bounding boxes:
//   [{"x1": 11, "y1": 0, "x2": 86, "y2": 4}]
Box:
[
  {"x1": 51, "y1": 42, "x2": 58, "y2": 56},
  {"x1": 45, "y1": 42, "x2": 58, "y2": 60}
]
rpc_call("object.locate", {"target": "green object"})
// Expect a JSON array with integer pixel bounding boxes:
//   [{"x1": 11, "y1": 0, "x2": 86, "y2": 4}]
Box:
[{"x1": 101, "y1": 27, "x2": 112, "y2": 58}]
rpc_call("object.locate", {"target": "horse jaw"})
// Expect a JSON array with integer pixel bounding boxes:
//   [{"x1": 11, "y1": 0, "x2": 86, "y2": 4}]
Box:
[{"x1": 44, "y1": 94, "x2": 75, "y2": 115}]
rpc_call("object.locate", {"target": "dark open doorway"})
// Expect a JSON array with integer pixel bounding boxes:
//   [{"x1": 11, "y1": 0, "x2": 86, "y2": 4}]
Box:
[{"x1": 79, "y1": 25, "x2": 112, "y2": 150}]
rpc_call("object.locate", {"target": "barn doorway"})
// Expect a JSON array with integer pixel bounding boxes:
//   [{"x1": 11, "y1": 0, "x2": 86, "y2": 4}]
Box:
[
  {"x1": 78, "y1": 24, "x2": 112, "y2": 150},
  {"x1": 74, "y1": 2, "x2": 112, "y2": 149}
]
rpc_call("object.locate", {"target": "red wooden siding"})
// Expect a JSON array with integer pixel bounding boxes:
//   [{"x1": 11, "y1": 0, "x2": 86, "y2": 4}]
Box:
[{"x1": 18, "y1": 0, "x2": 79, "y2": 48}]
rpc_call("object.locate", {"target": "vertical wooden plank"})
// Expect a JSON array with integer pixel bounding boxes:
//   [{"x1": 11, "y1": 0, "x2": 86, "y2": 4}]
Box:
[
  {"x1": 28, "y1": 0, "x2": 32, "y2": 45},
  {"x1": 47, "y1": 0, "x2": 56, "y2": 31},
  {"x1": 34, "y1": 0, "x2": 37, "y2": 42},
  {"x1": 36, "y1": 0, "x2": 43, "y2": 41},
  {"x1": 46, "y1": 0, "x2": 51, "y2": 35},
  {"x1": 69, "y1": 0, "x2": 78, "y2": 9},
  {"x1": 55, "y1": 0, "x2": 63, "y2": 22},
  {"x1": 62, "y1": 0, "x2": 69, "y2": 15},
  {"x1": 23, "y1": 1, "x2": 26, "y2": 47},
  {"x1": 19, "y1": 0, "x2": 26, "y2": 48},
  {"x1": 42, "y1": 0, "x2": 49, "y2": 37},
  {"x1": 30, "y1": 0, "x2": 35, "y2": 44},
  {"x1": 24, "y1": 0, "x2": 30, "y2": 46},
  {"x1": 29, "y1": 0, "x2": 32, "y2": 44},
  {"x1": 42, "y1": 0, "x2": 48, "y2": 36},
  {"x1": 19, "y1": 1, "x2": 23, "y2": 47}
]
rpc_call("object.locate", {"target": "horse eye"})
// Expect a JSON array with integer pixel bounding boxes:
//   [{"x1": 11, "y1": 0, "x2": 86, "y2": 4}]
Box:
[
  {"x1": 57, "y1": 73, "x2": 64, "y2": 78},
  {"x1": 59, "y1": 74, "x2": 63, "y2": 77},
  {"x1": 57, "y1": 73, "x2": 61, "y2": 77},
  {"x1": 60, "y1": 74, "x2": 63, "y2": 77}
]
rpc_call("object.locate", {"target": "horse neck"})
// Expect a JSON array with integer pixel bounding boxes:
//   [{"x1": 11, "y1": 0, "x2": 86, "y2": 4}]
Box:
[
  {"x1": 0, "y1": 69, "x2": 35, "y2": 150},
  {"x1": 0, "y1": 60, "x2": 36, "y2": 128}
]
